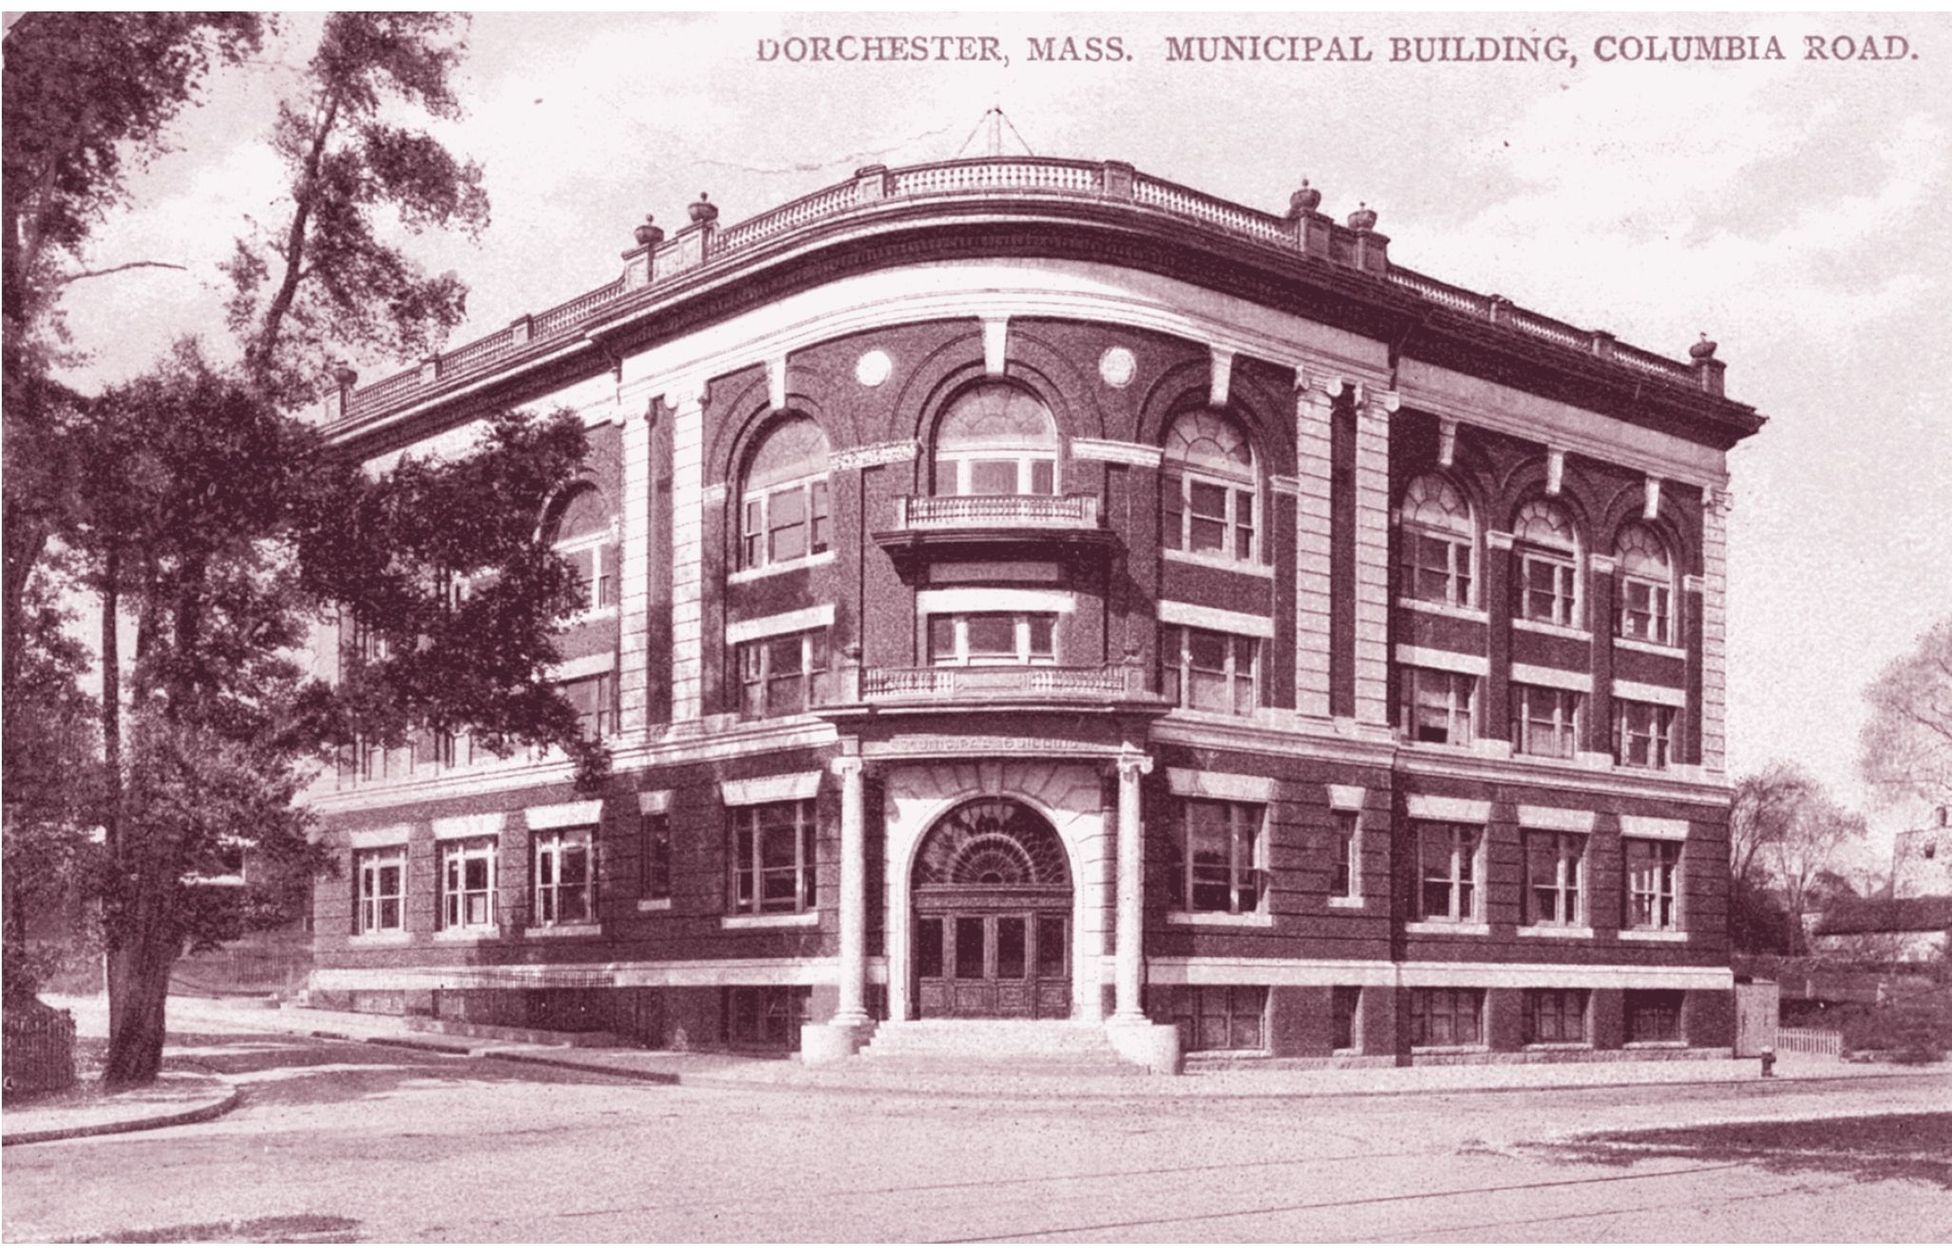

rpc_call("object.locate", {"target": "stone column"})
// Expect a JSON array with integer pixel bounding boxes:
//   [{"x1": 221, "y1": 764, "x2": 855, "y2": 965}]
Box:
[
  {"x1": 1110, "y1": 747, "x2": 1153, "y2": 1022},
  {"x1": 664, "y1": 380, "x2": 707, "y2": 722},
  {"x1": 1351, "y1": 384, "x2": 1399, "y2": 729},
  {"x1": 832, "y1": 748, "x2": 871, "y2": 1026},
  {"x1": 1292, "y1": 370, "x2": 1338, "y2": 719},
  {"x1": 617, "y1": 399, "x2": 655, "y2": 735}
]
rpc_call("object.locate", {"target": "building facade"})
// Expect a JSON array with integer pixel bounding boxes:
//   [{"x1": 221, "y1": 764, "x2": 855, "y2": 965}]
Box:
[{"x1": 305, "y1": 157, "x2": 1764, "y2": 1069}]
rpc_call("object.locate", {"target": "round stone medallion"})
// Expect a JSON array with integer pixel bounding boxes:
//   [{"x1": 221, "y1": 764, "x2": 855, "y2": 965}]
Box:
[
  {"x1": 1099, "y1": 346, "x2": 1136, "y2": 389},
  {"x1": 855, "y1": 349, "x2": 892, "y2": 387}
]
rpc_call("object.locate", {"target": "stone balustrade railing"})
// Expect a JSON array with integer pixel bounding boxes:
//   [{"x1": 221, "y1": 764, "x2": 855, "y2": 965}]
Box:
[
  {"x1": 324, "y1": 156, "x2": 1723, "y2": 428},
  {"x1": 893, "y1": 493, "x2": 1101, "y2": 530},
  {"x1": 855, "y1": 662, "x2": 1151, "y2": 701}
]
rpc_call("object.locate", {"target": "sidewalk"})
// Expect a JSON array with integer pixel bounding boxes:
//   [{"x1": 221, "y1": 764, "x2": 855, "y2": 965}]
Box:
[
  {"x1": 2, "y1": 1071, "x2": 239, "y2": 1148},
  {"x1": 125, "y1": 994, "x2": 1952, "y2": 1103}
]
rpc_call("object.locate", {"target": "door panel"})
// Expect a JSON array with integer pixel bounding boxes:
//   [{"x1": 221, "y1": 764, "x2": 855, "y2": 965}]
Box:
[{"x1": 915, "y1": 904, "x2": 1070, "y2": 1020}]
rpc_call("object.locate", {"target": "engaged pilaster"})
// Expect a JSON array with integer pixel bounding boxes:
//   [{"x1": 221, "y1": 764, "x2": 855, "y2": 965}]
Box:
[
  {"x1": 1352, "y1": 384, "x2": 1398, "y2": 728},
  {"x1": 665, "y1": 380, "x2": 708, "y2": 723},
  {"x1": 1293, "y1": 369, "x2": 1339, "y2": 719}
]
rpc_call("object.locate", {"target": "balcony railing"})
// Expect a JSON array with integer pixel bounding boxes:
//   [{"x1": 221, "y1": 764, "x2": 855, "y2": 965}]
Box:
[
  {"x1": 324, "y1": 155, "x2": 1725, "y2": 430},
  {"x1": 892, "y1": 494, "x2": 1101, "y2": 531},
  {"x1": 856, "y1": 662, "x2": 1155, "y2": 702}
]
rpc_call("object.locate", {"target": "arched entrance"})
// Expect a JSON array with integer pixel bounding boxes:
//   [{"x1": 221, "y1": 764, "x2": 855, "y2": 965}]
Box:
[{"x1": 912, "y1": 797, "x2": 1072, "y2": 1019}]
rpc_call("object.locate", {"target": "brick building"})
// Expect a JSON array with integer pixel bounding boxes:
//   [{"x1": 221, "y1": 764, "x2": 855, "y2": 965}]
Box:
[{"x1": 304, "y1": 157, "x2": 1765, "y2": 1069}]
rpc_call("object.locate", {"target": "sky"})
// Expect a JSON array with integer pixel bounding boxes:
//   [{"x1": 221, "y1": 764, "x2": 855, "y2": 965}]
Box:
[{"x1": 45, "y1": 10, "x2": 1952, "y2": 859}]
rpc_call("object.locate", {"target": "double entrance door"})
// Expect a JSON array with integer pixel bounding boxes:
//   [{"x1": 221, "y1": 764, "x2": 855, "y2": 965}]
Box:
[{"x1": 914, "y1": 887, "x2": 1070, "y2": 1019}]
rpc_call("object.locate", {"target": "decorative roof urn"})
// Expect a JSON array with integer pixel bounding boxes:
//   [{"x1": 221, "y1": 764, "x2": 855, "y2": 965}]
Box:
[
  {"x1": 1347, "y1": 202, "x2": 1378, "y2": 232},
  {"x1": 633, "y1": 214, "x2": 664, "y2": 248},
  {"x1": 1690, "y1": 333, "x2": 1718, "y2": 361},
  {"x1": 688, "y1": 193, "x2": 718, "y2": 226},
  {"x1": 1289, "y1": 178, "x2": 1322, "y2": 218}
]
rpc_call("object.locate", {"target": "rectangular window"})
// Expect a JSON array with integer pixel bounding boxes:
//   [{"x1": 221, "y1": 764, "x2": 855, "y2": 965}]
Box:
[
  {"x1": 1626, "y1": 990, "x2": 1685, "y2": 1043},
  {"x1": 557, "y1": 538, "x2": 619, "y2": 614},
  {"x1": 1525, "y1": 831, "x2": 1585, "y2": 926},
  {"x1": 1410, "y1": 988, "x2": 1484, "y2": 1047},
  {"x1": 1402, "y1": 528, "x2": 1473, "y2": 607},
  {"x1": 1160, "y1": 625, "x2": 1260, "y2": 716},
  {"x1": 1330, "y1": 810, "x2": 1359, "y2": 899},
  {"x1": 1523, "y1": 990, "x2": 1589, "y2": 1044},
  {"x1": 725, "y1": 986, "x2": 809, "y2": 1048},
  {"x1": 1147, "y1": 986, "x2": 1266, "y2": 1052},
  {"x1": 532, "y1": 826, "x2": 597, "y2": 926},
  {"x1": 1616, "y1": 700, "x2": 1676, "y2": 769},
  {"x1": 641, "y1": 812, "x2": 672, "y2": 901},
  {"x1": 1625, "y1": 838, "x2": 1682, "y2": 931},
  {"x1": 1400, "y1": 667, "x2": 1476, "y2": 745},
  {"x1": 738, "y1": 631, "x2": 828, "y2": 718},
  {"x1": 1332, "y1": 986, "x2": 1361, "y2": 1051},
  {"x1": 926, "y1": 613, "x2": 1057, "y2": 666},
  {"x1": 1512, "y1": 684, "x2": 1581, "y2": 759},
  {"x1": 742, "y1": 479, "x2": 829, "y2": 570},
  {"x1": 1169, "y1": 475, "x2": 1256, "y2": 561},
  {"x1": 354, "y1": 847, "x2": 406, "y2": 935},
  {"x1": 561, "y1": 672, "x2": 618, "y2": 739},
  {"x1": 1618, "y1": 576, "x2": 1671, "y2": 643},
  {"x1": 729, "y1": 799, "x2": 818, "y2": 916},
  {"x1": 1166, "y1": 799, "x2": 1264, "y2": 915},
  {"x1": 439, "y1": 838, "x2": 496, "y2": 931},
  {"x1": 1417, "y1": 821, "x2": 1481, "y2": 922},
  {"x1": 1520, "y1": 552, "x2": 1578, "y2": 626}
]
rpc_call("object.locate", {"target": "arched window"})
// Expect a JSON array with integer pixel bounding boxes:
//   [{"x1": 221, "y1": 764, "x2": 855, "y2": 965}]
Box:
[
  {"x1": 931, "y1": 383, "x2": 1058, "y2": 496},
  {"x1": 1616, "y1": 523, "x2": 1674, "y2": 644},
  {"x1": 1399, "y1": 473, "x2": 1475, "y2": 607},
  {"x1": 1513, "y1": 499, "x2": 1580, "y2": 627},
  {"x1": 1163, "y1": 411, "x2": 1258, "y2": 561},
  {"x1": 546, "y1": 484, "x2": 616, "y2": 612},
  {"x1": 740, "y1": 418, "x2": 830, "y2": 570}
]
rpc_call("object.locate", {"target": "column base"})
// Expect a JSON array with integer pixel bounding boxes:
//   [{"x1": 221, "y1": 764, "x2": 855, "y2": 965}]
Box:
[
  {"x1": 800, "y1": 1018, "x2": 877, "y2": 1065},
  {"x1": 1104, "y1": 1016, "x2": 1182, "y2": 1075}
]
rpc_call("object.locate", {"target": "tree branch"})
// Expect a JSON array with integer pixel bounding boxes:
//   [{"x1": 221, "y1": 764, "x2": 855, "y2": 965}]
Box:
[{"x1": 56, "y1": 260, "x2": 189, "y2": 288}]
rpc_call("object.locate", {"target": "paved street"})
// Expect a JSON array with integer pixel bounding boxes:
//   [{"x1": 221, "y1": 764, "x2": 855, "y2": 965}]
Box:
[{"x1": 4, "y1": 1028, "x2": 1948, "y2": 1243}]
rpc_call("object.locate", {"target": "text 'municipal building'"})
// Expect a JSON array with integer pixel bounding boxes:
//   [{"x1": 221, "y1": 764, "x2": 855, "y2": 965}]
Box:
[{"x1": 305, "y1": 156, "x2": 1764, "y2": 1071}]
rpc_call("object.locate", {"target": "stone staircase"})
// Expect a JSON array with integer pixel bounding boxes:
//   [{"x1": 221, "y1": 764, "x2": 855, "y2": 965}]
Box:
[{"x1": 854, "y1": 1019, "x2": 1140, "y2": 1073}]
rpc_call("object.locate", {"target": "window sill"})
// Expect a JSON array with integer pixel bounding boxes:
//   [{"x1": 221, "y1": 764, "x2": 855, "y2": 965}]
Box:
[
  {"x1": 1326, "y1": 896, "x2": 1366, "y2": 910},
  {"x1": 1615, "y1": 636, "x2": 1687, "y2": 660},
  {"x1": 1396, "y1": 598, "x2": 1488, "y2": 624},
  {"x1": 727, "y1": 550, "x2": 835, "y2": 586},
  {"x1": 1619, "y1": 929, "x2": 1690, "y2": 943},
  {"x1": 1514, "y1": 620, "x2": 1591, "y2": 643},
  {"x1": 432, "y1": 926, "x2": 502, "y2": 944},
  {"x1": 1163, "y1": 549, "x2": 1274, "y2": 579},
  {"x1": 1625, "y1": 1040, "x2": 1689, "y2": 1050},
  {"x1": 1405, "y1": 920, "x2": 1491, "y2": 936},
  {"x1": 1518, "y1": 925, "x2": 1595, "y2": 940},
  {"x1": 1411, "y1": 1044, "x2": 1488, "y2": 1056},
  {"x1": 1511, "y1": 750, "x2": 1581, "y2": 767},
  {"x1": 1525, "y1": 1041, "x2": 1593, "y2": 1052},
  {"x1": 349, "y1": 931, "x2": 412, "y2": 947},
  {"x1": 526, "y1": 922, "x2": 602, "y2": 938},
  {"x1": 1166, "y1": 910, "x2": 1274, "y2": 928},
  {"x1": 721, "y1": 911, "x2": 819, "y2": 929},
  {"x1": 559, "y1": 605, "x2": 619, "y2": 627},
  {"x1": 636, "y1": 897, "x2": 673, "y2": 913}
]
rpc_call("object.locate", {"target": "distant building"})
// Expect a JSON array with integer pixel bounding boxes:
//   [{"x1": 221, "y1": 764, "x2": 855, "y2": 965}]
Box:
[
  {"x1": 1810, "y1": 896, "x2": 1952, "y2": 965},
  {"x1": 1893, "y1": 804, "x2": 1952, "y2": 898},
  {"x1": 301, "y1": 156, "x2": 1765, "y2": 1069}
]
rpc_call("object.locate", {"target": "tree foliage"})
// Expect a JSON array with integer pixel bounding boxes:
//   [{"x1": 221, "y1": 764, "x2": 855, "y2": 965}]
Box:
[
  {"x1": 225, "y1": 12, "x2": 487, "y2": 403},
  {"x1": 1859, "y1": 617, "x2": 1952, "y2": 814},
  {"x1": 1729, "y1": 763, "x2": 1868, "y2": 955}
]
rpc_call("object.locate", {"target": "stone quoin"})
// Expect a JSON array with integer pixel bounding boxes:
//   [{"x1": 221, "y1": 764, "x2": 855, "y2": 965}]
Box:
[{"x1": 305, "y1": 155, "x2": 1765, "y2": 1072}]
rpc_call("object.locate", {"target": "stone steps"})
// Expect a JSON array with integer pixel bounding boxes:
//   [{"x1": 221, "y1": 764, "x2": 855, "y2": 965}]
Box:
[{"x1": 859, "y1": 1018, "x2": 1129, "y2": 1064}]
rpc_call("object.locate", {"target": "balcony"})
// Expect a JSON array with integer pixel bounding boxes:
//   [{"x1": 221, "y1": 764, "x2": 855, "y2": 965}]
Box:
[
  {"x1": 874, "y1": 494, "x2": 1115, "y2": 578},
  {"x1": 818, "y1": 660, "x2": 1168, "y2": 717}
]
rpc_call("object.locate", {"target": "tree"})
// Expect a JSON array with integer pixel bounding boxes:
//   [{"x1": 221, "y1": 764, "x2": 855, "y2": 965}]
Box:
[
  {"x1": 1860, "y1": 617, "x2": 1952, "y2": 815},
  {"x1": 13, "y1": 12, "x2": 594, "y2": 1086},
  {"x1": 224, "y1": 11, "x2": 487, "y2": 404},
  {"x1": 1729, "y1": 763, "x2": 1868, "y2": 955},
  {"x1": 2, "y1": 13, "x2": 266, "y2": 734}
]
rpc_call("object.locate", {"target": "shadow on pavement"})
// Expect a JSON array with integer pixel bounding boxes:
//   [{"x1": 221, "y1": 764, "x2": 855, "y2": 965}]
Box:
[
  {"x1": 54, "y1": 1213, "x2": 361, "y2": 1243},
  {"x1": 160, "y1": 1029, "x2": 641, "y2": 1108},
  {"x1": 1544, "y1": 1112, "x2": 1952, "y2": 1191}
]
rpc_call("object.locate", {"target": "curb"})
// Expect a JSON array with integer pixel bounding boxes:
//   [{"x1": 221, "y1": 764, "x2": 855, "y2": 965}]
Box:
[
  {"x1": 476, "y1": 1049, "x2": 680, "y2": 1085},
  {"x1": 2, "y1": 1082, "x2": 241, "y2": 1148}
]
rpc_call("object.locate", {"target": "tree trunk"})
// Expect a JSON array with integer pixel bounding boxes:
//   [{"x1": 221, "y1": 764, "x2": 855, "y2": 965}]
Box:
[{"x1": 101, "y1": 880, "x2": 177, "y2": 1086}]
